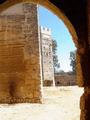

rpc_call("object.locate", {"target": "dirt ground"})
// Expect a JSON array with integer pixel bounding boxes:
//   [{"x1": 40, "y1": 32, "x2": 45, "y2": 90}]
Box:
[{"x1": 0, "y1": 86, "x2": 83, "y2": 120}]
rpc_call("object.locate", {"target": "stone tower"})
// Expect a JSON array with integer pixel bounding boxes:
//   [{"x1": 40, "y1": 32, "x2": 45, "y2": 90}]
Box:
[
  {"x1": 0, "y1": 3, "x2": 41, "y2": 103},
  {"x1": 40, "y1": 26, "x2": 55, "y2": 86}
]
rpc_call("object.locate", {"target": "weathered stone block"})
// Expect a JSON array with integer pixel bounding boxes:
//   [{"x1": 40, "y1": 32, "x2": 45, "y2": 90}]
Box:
[{"x1": 0, "y1": 3, "x2": 41, "y2": 103}]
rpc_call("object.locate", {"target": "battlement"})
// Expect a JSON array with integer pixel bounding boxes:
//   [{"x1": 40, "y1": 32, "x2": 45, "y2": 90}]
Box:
[{"x1": 40, "y1": 26, "x2": 51, "y2": 35}]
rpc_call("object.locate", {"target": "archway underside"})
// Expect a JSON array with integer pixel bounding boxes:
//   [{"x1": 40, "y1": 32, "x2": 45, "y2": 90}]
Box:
[
  {"x1": 0, "y1": 0, "x2": 85, "y2": 87},
  {"x1": 0, "y1": 0, "x2": 78, "y2": 47}
]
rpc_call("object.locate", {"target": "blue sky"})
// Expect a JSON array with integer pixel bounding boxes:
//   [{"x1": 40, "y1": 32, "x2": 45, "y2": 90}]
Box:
[{"x1": 38, "y1": 6, "x2": 76, "y2": 72}]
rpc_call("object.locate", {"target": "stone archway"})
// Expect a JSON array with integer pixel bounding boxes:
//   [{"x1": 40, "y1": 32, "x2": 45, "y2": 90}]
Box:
[
  {"x1": 0, "y1": 0, "x2": 82, "y2": 101},
  {"x1": 0, "y1": 1, "x2": 90, "y2": 120},
  {"x1": 0, "y1": 0, "x2": 83, "y2": 87},
  {"x1": 0, "y1": 0, "x2": 78, "y2": 46}
]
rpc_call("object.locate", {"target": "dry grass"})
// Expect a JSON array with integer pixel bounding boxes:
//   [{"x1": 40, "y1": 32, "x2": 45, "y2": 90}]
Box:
[{"x1": 0, "y1": 86, "x2": 83, "y2": 120}]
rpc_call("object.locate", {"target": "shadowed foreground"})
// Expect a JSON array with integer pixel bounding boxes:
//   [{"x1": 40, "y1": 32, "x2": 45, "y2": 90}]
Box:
[{"x1": 0, "y1": 86, "x2": 83, "y2": 120}]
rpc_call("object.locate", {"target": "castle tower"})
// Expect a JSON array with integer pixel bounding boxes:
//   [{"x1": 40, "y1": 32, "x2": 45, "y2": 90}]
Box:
[
  {"x1": 0, "y1": 3, "x2": 41, "y2": 103},
  {"x1": 40, "y1": 26, "x2": 55, "y2": 86}
]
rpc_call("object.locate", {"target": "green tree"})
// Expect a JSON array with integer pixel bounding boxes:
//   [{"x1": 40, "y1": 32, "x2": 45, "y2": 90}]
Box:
[
  {"x1": 52, "y1": 40, "x2": 60, "y2": 73},
  {"x1": 70, "y1": 50, "x2": 76, "y2": 74}
]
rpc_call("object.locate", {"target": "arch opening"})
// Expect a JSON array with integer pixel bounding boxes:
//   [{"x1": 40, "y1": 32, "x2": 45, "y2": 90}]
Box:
[{"x1": 0, "y1": 1, "x2": 85, "y2": 120}]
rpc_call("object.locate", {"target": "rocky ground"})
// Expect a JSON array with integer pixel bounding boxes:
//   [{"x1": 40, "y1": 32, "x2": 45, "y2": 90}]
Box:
[{"x1": 0, "y1": 86, "x2": 83, "y2": 120}]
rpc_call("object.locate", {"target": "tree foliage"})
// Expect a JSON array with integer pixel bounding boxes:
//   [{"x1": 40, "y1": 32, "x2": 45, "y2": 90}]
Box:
[
  {"x1": 52, "y1": 40, "x2": 60, "y2": 73},
  {"x1": 70, "y1": 50, "x2": 76, "y2": 74}
]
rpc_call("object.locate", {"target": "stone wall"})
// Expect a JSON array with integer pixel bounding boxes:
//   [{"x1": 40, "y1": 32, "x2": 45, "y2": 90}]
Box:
[
  {"x1": 0, "y1": 0, "x2": 90, "y2": 119},
  {"x1": 0, "y1": 3, "x2": 41, "y2": 103},
  {"x1": 55, "y1": 73, "x2": 76, "y2": 86}
]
